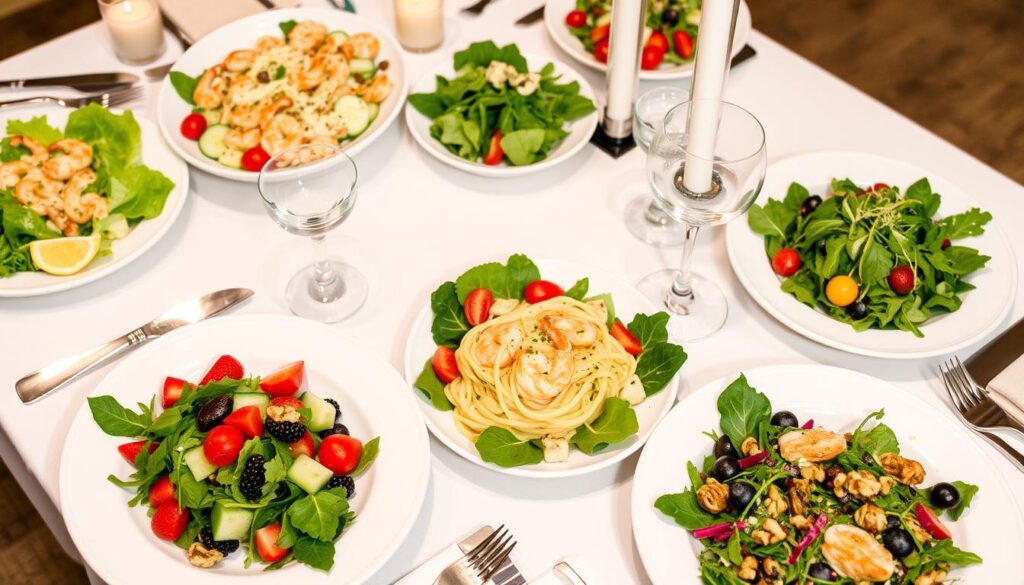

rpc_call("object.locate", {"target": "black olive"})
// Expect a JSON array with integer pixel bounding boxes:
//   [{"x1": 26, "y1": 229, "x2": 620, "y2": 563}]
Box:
[
  {"x1": 846, "y1": 301, "x2": 868, "y2": 320},
  {"x1": 713, "y1": 435, "x2": 739, "y2": 459},
  {"x1": 770, "y1": 410, "x2": 799, "y2": 428},
  {"x1": 319, "y1": 423, "x2": 350, "y2": 439},
  {"x1": 886, "y1": 515, "x2": 902, "y2": 530},
  {"x1": 661, "y1": 7, "x2": 680, "y2": 26},
  {"x1": 929, "y1": 482, "x2": 961, "y2": 509},
  {"x1": 882, "y1": 527, "x2": 915, "y2": 558},
  {"x1": 256, "y1": 71, "x2": 270, "y2": 83},
  {"x1": 711, "y1": 456, "x2": 741, "y2": 482},
  {"x1": 807, "y1": 562, "x2": 838, "y2": 581},
  {"x1": 196, "y1": 395, "x2": 233, "y2": 431},
  {"x1": 800, "y1": 195, "x2": 823, "y2": 217},
  {"x1": 727, "y1": 482, "x2": 756, "y2": 510}
]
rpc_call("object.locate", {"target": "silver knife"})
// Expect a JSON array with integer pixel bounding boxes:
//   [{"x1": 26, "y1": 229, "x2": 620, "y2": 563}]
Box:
[
  {"x1": 458, "y1": 526, "x2": 526, "y2": 585},
  {"x1": 15, "y1": 288, "x2": 253, "y2": 404},
  {"x1": 0, "y1": 73, "x2": 139, "y2": 93}
]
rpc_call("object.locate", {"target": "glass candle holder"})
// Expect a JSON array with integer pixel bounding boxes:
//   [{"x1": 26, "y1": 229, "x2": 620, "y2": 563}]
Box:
[
  {"x1": 97, "y1": 0, "x2": 166, "y2": 65},
  {"x1": 395, "y1": 0, "x2": 444, "y2": 53}
]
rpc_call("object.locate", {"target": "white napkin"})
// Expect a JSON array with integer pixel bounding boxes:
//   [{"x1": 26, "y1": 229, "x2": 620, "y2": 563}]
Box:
[
  {"x1": 988, "y1": 353, "x2": 1024, "y2": 421},
  {"x1": 159, "y1": 0, "x2": 300, "y2": 44}
]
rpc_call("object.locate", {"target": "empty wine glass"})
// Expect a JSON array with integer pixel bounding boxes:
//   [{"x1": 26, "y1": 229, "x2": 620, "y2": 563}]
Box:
[
  {"x1": 639, "y1": 99, "x2": 766, "y2": 341},
  {"x1": 624, "y1": 86, "x2": 690, "y2": 247},
  {"x1": 258, "y1": 144, "x2": 367, "y2": 323}
]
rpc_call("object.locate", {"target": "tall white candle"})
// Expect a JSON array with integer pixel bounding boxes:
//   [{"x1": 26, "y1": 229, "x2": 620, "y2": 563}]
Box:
[
  {"x1": 99, "y1": 0, "x2": 165, "y2": 64},
  {"x1": 395, "y1": 0, "x2": 444, "y2": 53},
  {"x1": 681, "y1": 0, "x2": 739, "y2": 193},
  {"x1": 603, "y1": 0, "x2": 645, "y2": 136}
]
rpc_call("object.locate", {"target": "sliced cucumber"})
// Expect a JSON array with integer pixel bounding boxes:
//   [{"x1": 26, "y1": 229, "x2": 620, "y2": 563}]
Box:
[
  {"x1": 233, "y1": 392, "x2": 270, "y2": 417},
  {"x1": 349, "y1": 58, "x2": 376, "y2": 78},
  {"x1": 211, "y1": 502, "x2": 254, "y2": 541},
  {"x1": 301, "y1": 391, "x2": 336, "y2": 432},
  {"x1": 287, "y1": 454, "x2": 333, "y2": 494},
  {"x1": 366, "y1": 102, "x2": 379, "y2": 123},
  {"x1": 218, "y1": 148, "x2": 243, "y2": 169},
  {"x1": 584, "y1": 293, "x2": 617, "y2": 328},
  {"x1": 328, "y1": 30, "x2": 349, "y2": 44},
  {"x1": 198, "y1": 124, "x2": 229, "y2": 160},
  {"x1": 334, "y1": 95, "x2": 371, "y2": 138},
  {"x1": 184, "y1": 446, "x2": 217, "y2": 482}
]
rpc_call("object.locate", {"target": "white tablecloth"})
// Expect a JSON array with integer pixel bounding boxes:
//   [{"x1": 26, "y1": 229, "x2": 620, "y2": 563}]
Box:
[{"x1": 1, "y1": 2, "x2": 1023, "y2": 584}]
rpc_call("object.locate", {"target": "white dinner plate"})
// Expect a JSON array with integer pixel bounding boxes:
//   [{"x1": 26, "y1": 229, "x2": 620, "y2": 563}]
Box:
[
  {"x1": 0, "y1": 108, "x2": 188, "y2": 298},
  {"x1": 402, "y1": 258, "x2": 683, "y2": 478},
  {"x1": 543, "y1": 0, "x2": 752, "y2": 81},
  {"x1": 725, "y1": 151, "x2": 1017, "y2": 359},
  {"x1": 404, "y1": 54, "x2": 599, "y2": 178},
  {"x1": 632, "y1": 364, "x2": 1024, "y2": 584},
  {"x1": 157, "y1": 8, "x2": 407, "y2": 183},
  {"x1": 60, "y1": 314, "x2": 430, "y2": 585}
]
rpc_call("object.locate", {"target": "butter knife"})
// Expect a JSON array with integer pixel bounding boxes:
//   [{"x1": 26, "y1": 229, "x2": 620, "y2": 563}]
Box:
[
  {"x1": 16, "y1": 288, "x2": 253, "y2": 404},
  {"x1": 0, "y1": 73, "x2": 139, "y2": 93}
]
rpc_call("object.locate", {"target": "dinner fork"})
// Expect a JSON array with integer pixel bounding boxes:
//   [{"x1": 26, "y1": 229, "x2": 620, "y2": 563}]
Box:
[
  {"x1": 461, "y1": 0, "x2": 499, "y2": 15},
  {"x1": 434, "y1": 525, "x2": 517, "y2": 585},
  {"x1": 940, "y1": 360, "x2": 1024, "y2": 474},
  {"x1": 0, "y1": 87, "x2": 144, "y2": 110},
  {"x1": 942, "y1": 357, "x2": 1024, "y2": 435}
]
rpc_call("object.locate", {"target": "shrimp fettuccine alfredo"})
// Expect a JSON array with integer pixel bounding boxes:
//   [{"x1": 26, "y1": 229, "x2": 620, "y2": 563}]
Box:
[{"x1": 415, "y1": 255, "x2": 687, "y2": 467}]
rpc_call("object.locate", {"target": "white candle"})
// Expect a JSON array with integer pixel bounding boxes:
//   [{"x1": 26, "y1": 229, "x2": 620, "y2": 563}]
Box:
[
  {"x1": 681, "y1": 0, "x2": 739, "y2": 194},
  {"x1": 99, "y1": 0, "x2": 165, "y2": 64},
  {"x1": 603, "y1": 0, "x2": 645, "y2": 135},
  {"x1": 395, "y1": 0, "x2": 444, "y2": 53}
]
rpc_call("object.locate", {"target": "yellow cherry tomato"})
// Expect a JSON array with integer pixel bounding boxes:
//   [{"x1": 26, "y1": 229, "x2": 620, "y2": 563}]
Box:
[{"x1": 825, "y1": 275, "x2": 859, "y2": 307}]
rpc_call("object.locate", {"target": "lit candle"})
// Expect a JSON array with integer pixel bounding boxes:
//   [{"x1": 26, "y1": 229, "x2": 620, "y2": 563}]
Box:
[
  {"x1": 395, "y1": 0, "x2": 444, "y2": 53},
  {"x1": 603, "y1": 0, "x2": 645, "y2": 138},
  {"x1": 98, "y1": 0, "x2": 166, "y2": 65},
  {"x1": 681, "y1": 0, "x2": 739, "y2": 194}
]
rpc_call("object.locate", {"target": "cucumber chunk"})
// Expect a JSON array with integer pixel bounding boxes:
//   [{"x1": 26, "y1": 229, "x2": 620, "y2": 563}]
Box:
[
  {"x1": 300, "y1": 391, "x2": 336, "y2": 432},
  {"x1": 198, "y1": 124, "x2": 229, "y2": 160},
  {"x1": 366, "y1": 102, "x2": 380, "y2": 123},
  {"x1": 287, "y1": 454, "x2": 333, "y2": 494},
  {"x1": 349, "y1": 58, "x2": 376, "y2": 78},
  {"x1": 184, "y1": 446, "x2": 217, "y2": 482},
  {"x1": 211, "y1": 502, "x2": 254, "y2": 541},
  {"x1": 334, "y1": 95, "x2": 370, "y2": 138},
  {"x1": 328, "y1": 30, "x2": 349, "y2": 44},
  {"x1": 233, "y1": 392, "x2": 270, "y2": 417},
  {"x1": 218, "y1": 148, "x2": 243, "y2": 169}
]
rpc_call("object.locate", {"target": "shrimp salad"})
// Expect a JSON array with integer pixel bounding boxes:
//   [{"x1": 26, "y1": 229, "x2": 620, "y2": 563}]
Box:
[
  {"x1": 170, "y1": 20, "x2": 394, "y2": 172},
  {"x1": 0, "y1": 106, "x2": 175, "y2": 276}
]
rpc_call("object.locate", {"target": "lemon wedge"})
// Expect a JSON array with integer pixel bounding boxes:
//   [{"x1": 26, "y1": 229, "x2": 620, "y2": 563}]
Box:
[{"x1": 29, "y1": 234, "x2": 101, "y2": 276}]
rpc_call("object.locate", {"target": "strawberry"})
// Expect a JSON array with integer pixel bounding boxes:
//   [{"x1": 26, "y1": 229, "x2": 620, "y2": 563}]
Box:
[
  {"x1": 224, "y1": 405, "x2": 264, "y2": 439},
  {"x1": 162, "y1": 377, "x2": 189, "y2": 408},
  {"x1": 888, "y1": 265, "x2": 916, "y2": 295},
  {"x1": 431, "y1": 346, "x2": 460, "y2": 384},
  {"x1": 148, "y1": 476, "x2": 176, "y2": 507},
  {"x1": 199, "y1": 355, "x2": 244, "y2": 386},
  {"x1": 151, "y1": 501, "x2": 189, "y2": 541},
  {"x1": 259, "y1": 361, "x2": 305, "y2": 397},
  {"x1": 610, "y1": 320, "x2": 643, "y2": 356},
  {"x1": 270, "y1": 396, "x2": 304, "y2": 410},
  {"x1": 464, "y1": 288, "x2": 494, "y2": 326},
  {"x1": 254, "y1": 524, "x2": 290, "y2": 562},
  {"x1": 118, "y1": 440, "x2": 158, "y2": 467},
  {"x1": 288, "y1": 432, "x2": 315, "y2": 458},
  {"x1": 483, "y1": 131, "x2": 503, "y2": 166}
]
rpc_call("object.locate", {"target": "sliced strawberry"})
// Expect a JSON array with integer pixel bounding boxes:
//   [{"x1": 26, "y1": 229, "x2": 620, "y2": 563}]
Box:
[
  {"x1": 464, "y1": 288, "x2": 494, "y2": 326},
  {"x1": 118, "y1": 440, "x2": 158, "y2": 467},
  {"x1": 431, "y1": 346, "x2": 460, "y2": 384},
  {"x1": 589, "y1": 23, "x2": 610, "y2": 43},
  {"x1": 148, "y1": 476, "x2": 176, "y2": 507},
  {"x1": 254, "y1": 523, "x2": 290, "y2": 562},
  {"x1": 224, "y1": 405, "x2": 264, "y2": 439},
  {"x1": 483, "y1": 131, "x2": 503, "y2": 166},
  {"x1": 288, "y1": 431, "x2": 315, "y2": 458},
  {"x1": 199, "y1": 355, "x2": 244, "y2": 386},
  {"x1": 259, "y1": 361, "x2": 305, "y2": 397},
  {"x1": 162, "y1": 377, "x2": 189, "y2": 408},
  {"x1": 151, "y1": 501, "x2": 189, "y2": 541},
  {"x1": 914, "y1": 503, "x2": 952, "y2": 540},
  {"x1": 270, "y1": 396, "x2": 304, "y2": 410},
  {"x1": 610, "y1": 320, "x2": 643, "y2": 356}
]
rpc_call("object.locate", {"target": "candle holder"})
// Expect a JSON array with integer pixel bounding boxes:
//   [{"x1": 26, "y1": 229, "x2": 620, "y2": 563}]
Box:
[
  {"x1": 395, "y1": 0, "x2": 445, "y2": 53},
  {"x1": 97, "y1": 0, "x2": 166, "y2": 65},
  {"x1": 590, "y1": 0, "x2": 646, "y2": 158}
]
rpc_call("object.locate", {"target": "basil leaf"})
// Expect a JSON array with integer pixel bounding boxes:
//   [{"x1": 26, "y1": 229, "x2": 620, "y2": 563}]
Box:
[
  {"x1": 564, "y1": 277, "x2": 589, "y2": 300},
  {"x1": 627, "y1": 312, "x2": 669, "y2": 349},
  {"x1": 168, "y1": 70, "x2": 201, "y2": 106},
  {"x1": 430, "y1": 281, "x2": 470, "y2": 347},
  {"x1": 716, "y1": 374, "x2": 772, "y2": 449},
  {"x1": 350, "y1": 436, "x2": 380, "y2": 477},
  {"x1": 287, "y1": 491, "x2": 349, "y2": 541},
  {"x1": 279, "y1": 19, "x2": 298, "y2": 37},
  {"x1": 88, "y1": 395, "x2": 151, "y2": 437},
  {"x1": 293, "y1": 536, "x2": 336, "y2": 571},
  {"x1": 635, "y1": 342, "x2": 687, "y2": 396},
  {"x1": 654, "y1": 489, "x2": 716, "y2": 530},
  {"x1": 454, "y1": 254, "x2": 540, "y2": 302},
  {"x1": 474, "y1": 426, "x2": 543, "y2": 467},
  {"x1": 413, "y1": 358, "x2": 454, "y2": 411},
  {"x1": 783, "y1": 182, "x2": 809, "y2": 211},
  {"x1": 570, "y1": 398, "x2": 638, "y2": 455}
]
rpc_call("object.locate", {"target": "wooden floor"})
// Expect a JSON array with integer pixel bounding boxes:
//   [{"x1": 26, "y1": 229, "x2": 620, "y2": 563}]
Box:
[{"x1": 0, "y1": 0, "x2": 1021, "y2": 582}]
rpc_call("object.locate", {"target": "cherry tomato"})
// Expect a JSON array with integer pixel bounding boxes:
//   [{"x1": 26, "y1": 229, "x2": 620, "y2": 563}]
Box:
[
  {"x1": 203, "y1": 425, "x2": 245, "y2": 467},
  {"x1": 589, "y1": 23, "x2": 610, "y2": 43},
  {"x1": 318, "y1": 434, "x2": 363, "y2": 476},
  {"x1": 641, "y1": 45, "x2": 665, "y2": 70},
  {"x1": 565, "y1": 9, "x2": 587, "y2": 28},
  {"x1": 242, "y1": 146, "x2": 270, "y2": 172},
  {"x1": 672, "y1": 30, "x2": 694, "y2": 60},
  {"x1": 825, "y1": 275, "x2": 859, "y2": 307},
  {"x1": 524, "y1": 280, "x2": 565, "y2": 303},
  {"x1": 593, "y1": 38, "x2": 610, "y2": 64},
  {"x1": 646, "y1": 30, "x2": 669, "y2": 54},
  {"x1": 180, "y1": 113, "x2": 207, "y2": 141},
  {"x1": 871, "y1": 182, "x2": 890, "y2": 192},
  {"x1": 483, "y1": 131, "x2": 503, "y2": 166},
  {"x1": 771, "y1": 248, "x2": 801, "y2": 277}
]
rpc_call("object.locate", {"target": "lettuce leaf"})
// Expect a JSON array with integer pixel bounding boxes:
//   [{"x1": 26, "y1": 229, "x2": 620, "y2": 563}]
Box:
[
  {"x1": 108, "y1": 165, "x2": 174, "y2": 220},
  {"x1": 6, "y1": 115, "x2": 63, "y2": 146},
  {"x1": 64, "y1": 104, "x2": 142, "y2": 191},
  {"x1": 0, "y1": 190, "x2": 60, "y2": 246}
]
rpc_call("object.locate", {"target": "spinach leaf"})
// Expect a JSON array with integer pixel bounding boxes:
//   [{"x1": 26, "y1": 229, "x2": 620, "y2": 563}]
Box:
[
  {"x1": 570, "y1": 398, "x2": 638, "y2": 454},
  {"x1": 635, "y1": 342, "x2": 687, "y2": 396},
  {"x1": 287, "y1": 491, "x2": 349, "y2": 541},
  {"x1": 350, "y1": 436, "x2": 380, "y2": 477},
  {"x1": 474, "y1": 426, "x2": 543, "y2": 467},
  {"x1": 716, "y1": 374, "x2": 772, "y2": 448},
  {"x1": 168, "y1": 70, "x2": 201, "y2": 106},
  {"x1": 293, "y1": 536, "x2": 335, "y2": 571},
  {"x1": 563, "y1": 277, "x2": 588, "y2": 300},
  {"x1": 430, "y1": 281, "x2": 470, "y2": 347},
  {"x1": 500, "y1": 129, "x2": 546, "y2": 166},
  {"x1": 627, "y1": 312, "x2": 670, "y2": 349},
  {"x1": 654, "y1": 489, "x2": 716, "y2": 530},
  {"x1": 453, "y1": 254, "x2": 540, "y2": 302},
  {"x1": 278, "y1": 20, "x2": 298, "y2": 37},
  {"x1": 453, "y1": 41, "x2": 528, "y2": 73},
  {"x1": 413, "y1": 359, "x2": 453, "y2": 411},
  {"x1": 407, "y1": 92, "x2": 447, "y2": 118},
  {"x1": 88, "y1": 395, "x2": 151, "y2": 437}
]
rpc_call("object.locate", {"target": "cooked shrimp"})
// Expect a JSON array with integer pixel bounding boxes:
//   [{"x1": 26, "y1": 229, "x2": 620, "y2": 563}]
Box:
[
  {"x1": 42, "y1": 139, "x2": 92, "y2": 181},
  {"x1": 259, "y1": 97, "x2": 294, "y2": 129},
  {"x1": 514, "y1": 349, "x2": 574, "y2": 408},
  {"x1": 255, "y1": 35, "x2": 284, "y2": 53},
  {"x1": 540, "y1": 316, "x2": 599, "y2": 350},
  {"x1": 287, "y1": 21, "x2": 327, "y2": 53},
  {"x1": 226, "y1": 75, "x2": 257, "y2": 103},
  {"x1": 291, "y1": 56, "x2": 327, "y2": 91},
  {"x1": 223, "y1": 49, "x2": 256, "y2": 72},
  {"x1": 226, "y1": 104, "x2": 261, "y2": 130},
  {"x1": 260, "y1": 114, "x2": 302, "y2": 155},
  {"x1": 0, "y1": 160, "x2": 32, "y2": 189},
  {"x1": 341, "y1": 32, "x2": 379, "y2": 60},
  {"x1": 224, "y1": 127, "x2": 261, "y2": 151},
  {"x1": 472, "y1": 323, "x2": 525, "y2": 369},
  {"x1": 277, "y1": 141, "x2": 336, "y2": 167},
  {"x1": 325, "y1": 55, "x2": 350, "y2": 84},
  {"x1": 8, "y1": 135, "x2": 48, "y2": 164},
  {"x1": 358, "y1": 74, "x2": 393, "y2": 104},
  {"x1": 63, "y1": 169, "x2": 107, "y2": 226},
  {"x1": 14, "y1": 170, "x2": 63, "y2": 225},
  {"x1": 193, "y1": 64, "x2": 228, "y2": 110}
]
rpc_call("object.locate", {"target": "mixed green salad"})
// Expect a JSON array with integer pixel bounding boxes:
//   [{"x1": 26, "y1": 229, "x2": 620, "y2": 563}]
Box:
[
  {"x1": 656, "y1": 375, "x2": 981, "y2": 584},
  {"x1": 408, "y1": 42, "x2": 596, "y2": 166},
  {"x1": 566, "y1": 0, "x2": 700, "y2": 70},
  {"x1": 748, "y1": 178, "x2": 992, "y2": 336}
]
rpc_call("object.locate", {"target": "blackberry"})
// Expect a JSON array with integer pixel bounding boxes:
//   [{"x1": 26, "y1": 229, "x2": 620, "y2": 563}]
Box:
[
  {"x1": 325, "y1": 398, "x2": 342, "y2": 422},
  {"x1": 239, "y1": 454, "x2": 266, "y2": 501},
  {"x1": 319, "y1": 423, "x2": 350, "y2": 439},
  {"x1": 200, "y1": 527, "x2": 240, "y2": 555},
  {"x1": 327, "y1": 475, "x2": 355, "y2": 498},
  {"x1": 265, "y1": 419, "x2": 306, "y2": 443}
]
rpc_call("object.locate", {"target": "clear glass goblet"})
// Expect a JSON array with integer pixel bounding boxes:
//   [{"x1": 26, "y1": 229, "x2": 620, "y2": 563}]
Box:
[
  {"x1": 258, "y1": 144, "x2": 367, "y2": 323},
  {"x1": 623, "y1": 86, "x2": 690, "y2": 247},
  {"x1": 639, "y1": 99, "x2": 767, "y2": 341}
]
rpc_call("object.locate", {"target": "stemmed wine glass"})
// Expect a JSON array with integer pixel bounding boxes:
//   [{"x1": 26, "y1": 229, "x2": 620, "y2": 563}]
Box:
[
  {"x1": 258, "y1": 143, "x2": 367, "y2": 323},
  {"x1": 638, "y1": 99, "x2": 766, "y2": 341},
  {"x1": 623, "y1": 86, "x2": 689, "y2": 247}
]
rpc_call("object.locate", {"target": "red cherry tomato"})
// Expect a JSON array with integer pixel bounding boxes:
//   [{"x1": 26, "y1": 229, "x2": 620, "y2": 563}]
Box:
[
  {"x1": 565, "y1": 9, "x2": 587, "y2": 28},
  {"x1": 641, "y1": 45, "x2": 665, "y2": 70},
  {"x1": 464, "y1": 288, "x2": 494, "y2": 326},
  {"x1": 871, "y1": 182, "x2": 890, "y2": 192},
  {"x1": 255, "y1": 524, "x2": 291, "y2": 562},
  {"x1": 180, "y1": 113, "x2": 207, "y2": 141},
  {"x1": 524, "y1": 280, "x2": 565, "y2": 303},
  {"x1": 318, "y1": 434, "x2": 363, "y2": 476},
  {"x1": 771, "y1": 248, "x2": 802, "y2": 277},
  {"x1": 483, "y1": 130, "x2": 503, "y2": 166},
  {"x1": 672, "y1": 30, "x2": 694, "y2": 60},
  {"x1": 646, "y1": 30, "x2": 669, "y2": 54},
  {"x1": 242, "y1": 146, "x2": 271, "y2": 172},
  {"x1": 589, "y1": 23, "x2": 610, "y2": 43},
  {"x1": 259, "y1": 361, "x2": 305, "y2": 396},
  {"x1": 593, "y1": 38, "x2": 610, "y2": 64},
  {"x1": 431, "y1": 346, "x2": 460, "y2": 383},
  {"x1": 151, "y1": 502, "x2": 189, "y2": 541},
  {"x1": 203, "y1": 425, "x2": 245, "y2": 467}
]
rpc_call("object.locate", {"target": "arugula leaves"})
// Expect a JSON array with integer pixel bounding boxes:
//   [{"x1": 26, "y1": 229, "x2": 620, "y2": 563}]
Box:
[
  {"x1": 570, "y1": 398, "x2": 638, "y2": 454},
  {"x1": 474, "y1": 427, "x2": 544, "y2": 467},
  {"x1": 716, "y1": 374, "x2": 772, "y2": 449}
]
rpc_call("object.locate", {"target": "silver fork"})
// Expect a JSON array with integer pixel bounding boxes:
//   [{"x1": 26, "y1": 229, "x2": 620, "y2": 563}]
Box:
[
  {"x1": 434, "y1": 525, "x2": 517, "y2": 585},
  {"x1": 0, "y1": 87, "x2": 144, "y2": 110},
  {"x1": 940, "y1": 359, "x2": 1024, "y2": 473},
  {"x1": 942, "y1": 357, "x2": 1024, "y2": 435}
]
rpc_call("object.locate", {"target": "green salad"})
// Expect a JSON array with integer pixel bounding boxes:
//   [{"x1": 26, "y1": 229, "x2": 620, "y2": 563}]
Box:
[
  {"x1": 408, "y1": 42, "x2": 596, "y2": 166},
  {"x1": 748, "y1": 178, "x2": 991, "y2": 336}
]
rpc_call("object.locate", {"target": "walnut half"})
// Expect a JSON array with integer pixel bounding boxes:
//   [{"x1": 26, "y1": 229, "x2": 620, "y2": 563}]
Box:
[
  {"x1": 187, "y1": 542, "x2": 224, "y2": 568},
  {"x1": 751, "y1": 518, "x2": 787, "y2": 545},
  {"x1": 914, "y1": 569, "x2": 948, "y2": 585},
  {"x1": 879, "y1": 453, "x2": 926, "y2": 485},
  {"x1": 735, "y1": 555, "x2": 758, "y2": 581},
  {"x1": 696, "y1": 478, "x2": 729, "y2": 514},
  {"x1": 854, "y1": 503, "x2": 888, "y2": 533}
]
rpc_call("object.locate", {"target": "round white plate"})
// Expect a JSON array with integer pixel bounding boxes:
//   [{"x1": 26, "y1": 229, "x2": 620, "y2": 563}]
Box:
[
  {"x1": 725, "y1": 151, "x2": 1017, "y2": 359},
  {"x1": 632, "y1": 364, "x2": 1024, "y2": 584},
  {"x1": 0, "y1": 108, "x2": 188, "y2": 298},
  {"x1": 544, "y1": 0, "x2": 752, "y2": 81},
  {"x1": 404, "y1": 54, "x2": 599, "y2": 178},
  {"x1": 60, "y1": 314, "x2": 430, "y2": 585},
  {"x1": 157, "y1": 8, "x2": 407, "y2": 183},
  {"x1": 403, "y1": 258, "x2": 682, "y2": 478}
]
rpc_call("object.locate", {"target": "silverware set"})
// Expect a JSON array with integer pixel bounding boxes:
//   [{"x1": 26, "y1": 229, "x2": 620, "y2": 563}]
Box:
[
  {"x1": 434, "y1": 525, "x2": 517, "y2": 585},
  {"x1": 0, "y1": 86, "x2": 144, "y2": 110}
]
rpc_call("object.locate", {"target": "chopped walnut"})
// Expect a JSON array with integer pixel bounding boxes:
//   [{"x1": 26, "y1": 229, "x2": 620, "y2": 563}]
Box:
[
  {"x1": 905, "y1": 515, "x2": 932, "y2": 544},
  {"x1": 799, "y1": 462, "x2": 825, "y2": 482},
  {"x1": 766, "y1": 484, "x2": 789, "y2": 517},
  {"x1": 187, "y1": 542, "x2": 224, "y2": 568},
  {"x1": 266, "y1": 404, "x2": 301, "y2": 423},
  {"x1": 789, "y1": 478, "x2": 811, "y2": 516},
  {"x1": 741, "y1": 436, "x2": 763, "y2": 456},
  {"x1": 735, "y1": 555, "x2": 758, "y2": 581},
  {"x1": 752, "y1": 518, "x2": 787, "y2": 545},
  {"x1": 696, "y1": 478, "x2": 729, "y2": 513},
  {"x1": 790, "y1": 514, "x2": 812, "y2": 531},
  {"x1": 759, "y1": 558, "x2": 785, "y2": 585},
  {"x1": 854, "y1": 503, "x2": 888, "y2": 533},
  {"x1": 833, "y1": 471, "x2": 848, "y2": 498},
  {"x1": 879, "y1": 453, "x2": 926, "y2": 485},
  {"x1": 845, "y1": 470, "x2": 882, "y2": 499},
  {"x1": 914, "y1": 569, "x2": 948, "y2": 585}
]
